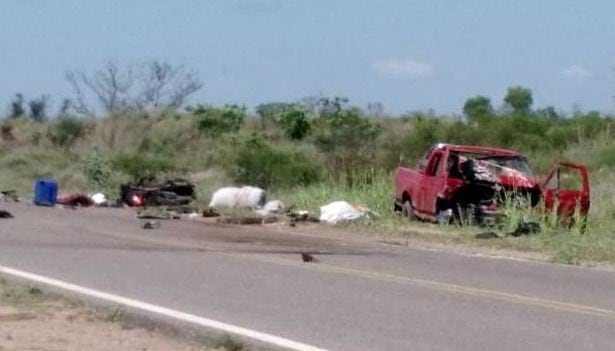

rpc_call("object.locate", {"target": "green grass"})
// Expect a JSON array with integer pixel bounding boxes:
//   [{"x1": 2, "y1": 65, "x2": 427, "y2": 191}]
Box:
[
  {"x1": 277, "y1": 170, "x2": 615, "y2": 265},
  {"x1": 0, "y1": 279, "x2": 46, "y2": 306},
  {"x1": 274, "y1": 171, "x2": 395, "y2": 221}
]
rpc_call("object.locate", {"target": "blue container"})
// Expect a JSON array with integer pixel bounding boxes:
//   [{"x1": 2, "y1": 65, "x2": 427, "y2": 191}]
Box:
[{"x1": 34, "y1": 179, "x2": 58, "y2": 206}]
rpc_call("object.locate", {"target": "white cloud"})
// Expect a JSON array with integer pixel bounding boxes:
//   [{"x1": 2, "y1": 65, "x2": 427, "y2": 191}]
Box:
[
  {"x1": 372, "y1": 59, "x2": 434, "y2": 80},
  {"x1": 562, "y1": 65, "x2": 592, "y2": 79}
]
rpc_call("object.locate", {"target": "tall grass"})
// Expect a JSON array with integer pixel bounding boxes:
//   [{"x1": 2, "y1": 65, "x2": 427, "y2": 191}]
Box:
[{"x1": 274, "y1": 171, "x2": 394, "y2": 220}]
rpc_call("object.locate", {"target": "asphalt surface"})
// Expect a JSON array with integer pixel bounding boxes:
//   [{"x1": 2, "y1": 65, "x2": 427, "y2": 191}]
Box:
[{"x1": 1, "y1": 202, "x2": 615, "y2": 351}]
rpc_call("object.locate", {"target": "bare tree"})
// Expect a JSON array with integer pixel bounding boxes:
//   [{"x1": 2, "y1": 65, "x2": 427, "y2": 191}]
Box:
[
  {"x1": 140, "y1": 60, "x2": 203, "y2": 110},
  {"x1": 83, "y1": 60, "x2": 134, "y2": 114},
  {"x1": 141, "y1": 61, "x2": 175, "y2": 109},
  {"x1": 65, "y1": 71, "x2": 93, "y2": 115},
  {"x1": 66, "y1": 60, "x2": 202, "y2": 116},
  {"x1": 168, "y1": 69, "x2": 202, "y2": 109}
]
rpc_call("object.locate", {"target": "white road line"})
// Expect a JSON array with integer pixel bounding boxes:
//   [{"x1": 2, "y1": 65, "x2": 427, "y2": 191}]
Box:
[{"x1": 0, "y1": 265, "x2": 328, "y2": 351}]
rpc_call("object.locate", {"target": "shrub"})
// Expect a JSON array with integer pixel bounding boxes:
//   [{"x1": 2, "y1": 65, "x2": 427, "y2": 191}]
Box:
[
  {"x1": 313, "y1": 102, "x2": 380, "y2": 183},
  {"x1": 82, "y1": 152, "x2": 112, "y2": 191},
  {"x1": 47, "y1": 116, "x2": 85, "y2": 148},
  {"x1": 28, "y1": 96, "x2": 49, "y2": 122},
  {"x1": 230, "y1": 135, "x2": 320, "y2": 189},
  {"x1": 9, "y1": 93, "x2": 25, "y2": 119},
  {"x1": 278, "y1": 107, "x2": 311, "y2": 140},
  {"x1": 110, "y1": 152, "x2": 175, "y2": 180},
  {"x1": 193, "y1": 104, "x2": 245, "y2": 136}
]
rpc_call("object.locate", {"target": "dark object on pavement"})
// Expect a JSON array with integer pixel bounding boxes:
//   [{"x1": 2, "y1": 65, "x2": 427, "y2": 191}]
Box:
[
  {"x1": 0, "y1": 210, "x2": 13, "y2": 218},
  {"x1": 168, "y1": 205, "x2": 198, "y2": 214},
  {"x1": 120, "y1": 177, "x2": 196, "y2": 207},
  {"x1": 0, "y1": 190, "x2": 19, "y2": 202},
  {"x1": 509, "y1": 221, "x2": 541, "y2": 237},
  {"x1": 216, "y1": 216, "x2": 278, "y2": 225},
  {"x1": 301, "y1": 253, "x2": 319, "y2": 263},
  {"x1": 142, "y1": 220, "x2": 160, "y2": 229},
  {"x1": 287, "y1": 211, "x2": 320, "y2": 223},
  {"x1": 202, "y1": 208, "x2": 221, "y2": 218},
  {"x1": 137, "y1": 210, "x2": 172, "y2": 220},
  {"x1": 34, "y1": 178, "x2": 58, "y2": 206},
  {"x1": 57, "y1": 194, "x2": 94, "y2": 207}
]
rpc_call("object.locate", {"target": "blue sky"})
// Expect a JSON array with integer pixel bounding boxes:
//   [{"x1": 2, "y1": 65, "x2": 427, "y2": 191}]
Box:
[{"x1": 0, "y1": 0, "x2": 614, "y2": 115}]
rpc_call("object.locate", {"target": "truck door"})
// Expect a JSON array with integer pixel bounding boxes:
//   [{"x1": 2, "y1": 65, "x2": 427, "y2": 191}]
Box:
[
  {"x1": 418, "y1": 149, "x2": 449, "y2": 215},
  {"x1": 542, "y1": 161, "x2": 590, "y2": 224}
]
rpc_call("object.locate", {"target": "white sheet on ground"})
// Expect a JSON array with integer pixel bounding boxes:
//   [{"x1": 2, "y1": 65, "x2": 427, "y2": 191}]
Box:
[{"x1": 319, "y1": 201, "x2": 367, "y2": 224}]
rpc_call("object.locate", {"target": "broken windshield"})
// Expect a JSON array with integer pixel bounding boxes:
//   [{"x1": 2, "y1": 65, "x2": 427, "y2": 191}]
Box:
[{"x1": 475, "y1": 156, "x2": 534, "y2": 178}]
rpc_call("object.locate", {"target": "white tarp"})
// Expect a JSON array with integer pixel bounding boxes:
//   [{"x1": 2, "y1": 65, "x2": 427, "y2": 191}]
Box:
[
  {"x1": 319, "y1": 201, "x2": 367, "y2": 224},
  {"x1": 209, "y1": 186, "x2": 266, "y2": 209}
]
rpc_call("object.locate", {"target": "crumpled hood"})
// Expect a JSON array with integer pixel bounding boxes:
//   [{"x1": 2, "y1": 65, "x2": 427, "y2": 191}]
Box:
[{"x1": 473, "y1": 159, "x2": 538, "y2": 189}]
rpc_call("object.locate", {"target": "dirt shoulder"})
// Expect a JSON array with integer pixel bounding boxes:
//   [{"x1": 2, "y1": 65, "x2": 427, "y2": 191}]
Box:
[{"x1": 0, "y1": 280, "x2": 234, "y2": 351}]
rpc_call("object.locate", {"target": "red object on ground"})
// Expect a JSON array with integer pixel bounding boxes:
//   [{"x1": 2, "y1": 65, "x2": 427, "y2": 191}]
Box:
[{"x1": 57, "y1": 194, "x2": 94, "y2": 207}]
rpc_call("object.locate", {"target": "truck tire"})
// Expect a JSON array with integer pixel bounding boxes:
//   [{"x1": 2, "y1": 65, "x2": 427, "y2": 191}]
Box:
[{"x1": 402, "y1": 200, "x2": 416, "y2": 221}]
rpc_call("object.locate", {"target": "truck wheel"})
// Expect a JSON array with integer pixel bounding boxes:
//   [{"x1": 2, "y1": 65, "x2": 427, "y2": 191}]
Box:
[{"x1": 402, "y1": 200, "x2": 416, "y2": 221}]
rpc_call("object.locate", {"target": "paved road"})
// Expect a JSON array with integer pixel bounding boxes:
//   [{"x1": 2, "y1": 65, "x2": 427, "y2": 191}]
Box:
[{"x1": 1, "y1": 202, "x2": 615, "y2": 351}]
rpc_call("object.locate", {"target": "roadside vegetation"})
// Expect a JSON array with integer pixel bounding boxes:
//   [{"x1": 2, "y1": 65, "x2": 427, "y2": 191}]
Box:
[
  {"x1": 0, "y1": 279, "x2": 239, "y2": 350},
  {"x1": 1, "y1": 62, "x2": 614, "y2": 265}
]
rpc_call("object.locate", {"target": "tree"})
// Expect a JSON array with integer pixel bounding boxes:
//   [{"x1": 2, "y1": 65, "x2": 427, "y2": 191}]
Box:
[
  {"x1": 313, "y1": 98, "x2": 380, "y2": 184},
  {"x1": 535, "y1": 106, "x2": 560, "y2": 119},
  {"x1": 57, "y1": 98, "x2": 72, "y2": 118},
  {"x1": 255, "y1": 102, "x2": 295, "y2": 129},
  {"x1": 193, "y1": 104, "x2": 246, "y2": 136},
  {"x1": 66, "y1": 60, "x2": 203, "y2": 115},
  {"x1": 278, "y1": 107, "x2": 311, "y2": 140},
  {"x1": 87, "y1": 60, "x2": 134, "y2": 114},
  {"x1": 139, "y1": 60, "x2": 202, "y2": 110},
  {"x1": 47, "y1": 116, "x2": 85, "y2": 149},
  {"x1": 28, "y1": 95, "x2": 49, "y2": 122},
  {"x1": 462, "y1": 95, "x2": 493, "y2": 124},
  {"x1": 9, "y1": 93, "x2": 25, "y2": 119},
  {"x1": 366, "y1": 101, "x2": 384, "y2": 117},
  {"x1": 231, "y1": 135, "x2": 320, "y2": 189},
  {"x1": 504, "y1": 86, "x2": 533, "y2": 114}
]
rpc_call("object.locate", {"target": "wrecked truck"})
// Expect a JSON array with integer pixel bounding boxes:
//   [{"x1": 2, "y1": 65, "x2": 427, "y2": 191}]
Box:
[{"x1": 394, "y1": 143, "x2": 590, "y2": 226}]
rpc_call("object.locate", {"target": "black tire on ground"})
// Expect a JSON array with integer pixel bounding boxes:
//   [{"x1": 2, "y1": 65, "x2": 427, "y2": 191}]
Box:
[{"x1": 401, "y1": 200, "x2": 416, "y2": 221}]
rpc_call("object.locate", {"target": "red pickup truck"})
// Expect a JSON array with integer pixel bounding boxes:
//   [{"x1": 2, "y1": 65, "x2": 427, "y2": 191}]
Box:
[{"x1": 394, "y1": 143, "x2": 590, "y2": 225}]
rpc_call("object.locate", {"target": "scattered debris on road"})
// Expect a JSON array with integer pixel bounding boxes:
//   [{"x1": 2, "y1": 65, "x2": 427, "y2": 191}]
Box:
[
  {"x1": 202, "y1": 208, "x2": 221, "y2": 217},
  {"x1": 216, "y1": 215, "x2": 278, "y2": 225},
  {"x1": 288, "y1": 210, "x2": 320, "y2": 224},
  {"x1": 0, "y1": 190, "x2": 19, "y2": 202},
  {"x1": 120, "y1": 177, "x2": 195, "y2": 207},
  {"x1": 141, "y1": 220, "x2": 161, "y2": 229},
  {"x1": 57, "y1": 194, "x2": 94, "y2": 208},
  {"x1": 137, "y1": 209, "x2": 176, "y2": 220},
  {"x1": 90, "y1": 193, "x2": 108, "y2": 206},
  {"x1": 0, "y1": 210, "x2": 14, "y2": 218},
  {"x1": 301, "y1": 252, "x2": 319, "y2": 263}
]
